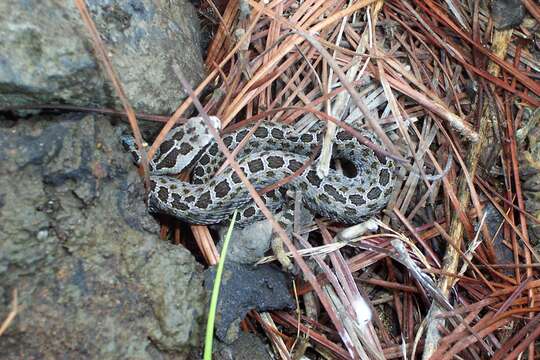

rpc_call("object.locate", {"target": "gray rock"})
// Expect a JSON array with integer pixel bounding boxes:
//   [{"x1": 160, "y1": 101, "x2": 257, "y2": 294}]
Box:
[
  {"x1": 216, "y1": 219, "x2": 273, "y2": 264},
  {"x1": 216, "y1": 195, "x2": 314, "y2": 265},
  {"x1": 124, "y1": 239, "x2": 207, "y2": 352},
  {"x1": 204, "y1": 261, "x2": 295, "y2": 343},
  {"x1": 491, "y1": 0, "x2": 525, "y2": 30},
  {"x1": 214, "y1": 333, "x2": 272, "y2": 360},
  {"x1": 0, "y1": 0, "x2": 204, "y2": 118},
  {"x1": 0, "y1": 113, "x2": 206, "y2": 358},
  {"x1": 0, "y1": 256, "x2": 160, "y2": 359}
]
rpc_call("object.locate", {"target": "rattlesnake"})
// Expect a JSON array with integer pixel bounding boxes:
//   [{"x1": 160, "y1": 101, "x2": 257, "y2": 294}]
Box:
[{"x1": 122, "y1": 116, "x2": 395, "y2": 230}]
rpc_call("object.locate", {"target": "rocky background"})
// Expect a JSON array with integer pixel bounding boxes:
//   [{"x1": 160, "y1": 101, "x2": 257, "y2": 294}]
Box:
[
  {"x1": 0, "y1": 0, "x2": 210, "y2": 358},
  {"x1": 0, "y1": 0, "x2": 204, "y2": 121},
  {"x1": 0, "y1": 114, "x2": 206, "y2": 358}
]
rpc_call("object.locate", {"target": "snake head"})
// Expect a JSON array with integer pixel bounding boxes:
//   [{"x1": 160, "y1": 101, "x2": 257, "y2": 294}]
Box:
[
  {"x1": 121, "y1": 116, "x2": 222, "y2": 176},
  {"x1": 144, "y1": 116, "x2": 222, "y2": 175}
]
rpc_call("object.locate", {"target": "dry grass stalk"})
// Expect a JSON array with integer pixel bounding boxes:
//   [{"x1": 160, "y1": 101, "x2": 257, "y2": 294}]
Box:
[
  {"x1": 421, "y1": 24, "x2": 531, "y2": 360},
  {"x1": 0, "y1": 289, "x2": 18, "y2": 337}
]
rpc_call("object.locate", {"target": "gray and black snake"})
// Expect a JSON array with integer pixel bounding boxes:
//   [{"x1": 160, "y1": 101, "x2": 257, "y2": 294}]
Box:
[{"x1": 123, "y1": 116, "x2": 395, "y2": 228}]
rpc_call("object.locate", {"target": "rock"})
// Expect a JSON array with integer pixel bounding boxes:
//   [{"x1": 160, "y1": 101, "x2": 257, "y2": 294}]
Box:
[
  {"x1": 204, "y1": 261, "x2": 295, "y2": 343},
  {"x1": 491, "y1": 0, "x2": 525, "y2": 30},
  {"x1": 0, "y1": 256, "x2": 158, "y2": 359},
  {"x1": 216, "y1": 219, "x2": 273, "y2": 264},
  {"x1": 213, "y1": 333, "x2": 272, "y2": 360},
  {"x1": 124, "y1": 240, "x2": 206, "y2": 352},
  {"x1": 0, "y1": 113, "x2": 206, "y2": 358},
  {"x1": 216, "y1": 194, "x2": 314, "y2": 265},
  {"x1": 518, "y1": 108, "x2": 540, "y2": 249},
  {"x1": 0, "y1": 0, "x2": 204, "y2": 119},
  {"x1": 478, "y1": 204, "x2": 514, "y2": 274}
]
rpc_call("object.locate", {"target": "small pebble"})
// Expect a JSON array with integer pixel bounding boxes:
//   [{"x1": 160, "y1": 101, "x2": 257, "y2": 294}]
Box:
[
  {"x1": 36, "y1": 229, "x2": 48, "y2": 241},
  {"x1": 338, "y1": 219, "x2": 378, "y2": 240}
]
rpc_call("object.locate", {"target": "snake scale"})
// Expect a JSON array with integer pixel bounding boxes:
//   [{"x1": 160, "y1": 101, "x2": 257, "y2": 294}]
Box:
[{"x1": 123, "y1": 116, "x2": 395, "y2": 229}]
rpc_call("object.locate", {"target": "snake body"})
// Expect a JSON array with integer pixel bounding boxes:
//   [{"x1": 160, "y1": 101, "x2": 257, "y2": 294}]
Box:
[{"x1": 123, "y1": 116, "x2": 395, "y2": 226}]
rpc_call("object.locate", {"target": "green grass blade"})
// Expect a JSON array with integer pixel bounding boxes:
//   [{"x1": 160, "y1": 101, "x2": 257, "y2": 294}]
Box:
[{"x1": 203, "y1": 210, "x2": 238, "y2": 360}]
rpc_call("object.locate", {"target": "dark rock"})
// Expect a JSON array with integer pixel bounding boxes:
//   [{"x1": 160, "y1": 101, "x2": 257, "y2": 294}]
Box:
[
  {"x1": 0, "y1": 0, "x2": 204, "y2": 120},
  {"x1": 478, "y1": 204, "x2": 513, "y2": 275},
  {"x1": 0, "y1": 113, "x2": 206, "y2": 358},
  {"x1": 518, "y1": 108, "x2": 540, "y2": 249},
  {"x1": 204, "y1": 261, "x2": 295, "y2": 343},
  {"x1": 214, "y1": 333, "x2": 272, "y2": 360},
  {"x1": 491, "y1": 0, "x2": 525, "y2": 30}
]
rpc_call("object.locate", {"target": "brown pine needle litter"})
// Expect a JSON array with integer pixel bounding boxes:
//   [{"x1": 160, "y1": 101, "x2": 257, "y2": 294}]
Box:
[{"x1": 76, "y1": 0, "x2": 540, "y2": 358}]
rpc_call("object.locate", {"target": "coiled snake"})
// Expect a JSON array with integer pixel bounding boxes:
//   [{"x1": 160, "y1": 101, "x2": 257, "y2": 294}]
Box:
[{"x1": 123, "y1": 116, "x2": 395, "y2": 265}]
